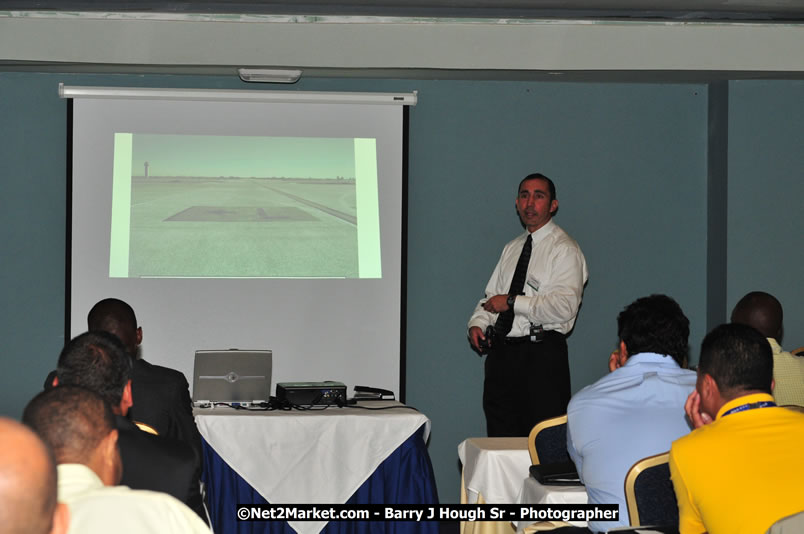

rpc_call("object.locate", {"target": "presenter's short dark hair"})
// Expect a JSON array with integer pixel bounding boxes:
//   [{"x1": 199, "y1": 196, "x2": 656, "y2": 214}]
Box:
[
  {"x1": 56, "y1": 330, "x2": 133, "y2": 406},
  {"x1": 519, "y1": 173, "x2": 556, "y2": 202},
  {"x1": 698, "y1": 323, "x2": 773, "y2": 395},
  {"x1": 617, "y1": 294, "x2": 690, "y2": 366}
]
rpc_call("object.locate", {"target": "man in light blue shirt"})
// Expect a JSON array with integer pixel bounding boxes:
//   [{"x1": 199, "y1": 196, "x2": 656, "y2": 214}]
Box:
[{"x1": 566, "y1": 295, "x2": 696, "y2": 532}]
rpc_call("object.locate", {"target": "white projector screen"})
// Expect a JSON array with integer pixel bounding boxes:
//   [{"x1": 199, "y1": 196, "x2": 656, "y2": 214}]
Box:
[{"x1": 67, "y1": 86, "x2": 411, "y2": 398}]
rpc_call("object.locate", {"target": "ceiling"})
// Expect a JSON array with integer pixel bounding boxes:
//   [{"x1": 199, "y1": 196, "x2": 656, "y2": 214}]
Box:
[
  {"x1": 2, "y1": 0, "x2": 804, "y2": 21},
  {"x1": 2, "y1": 0, "x2": 803, "y2": 81}
]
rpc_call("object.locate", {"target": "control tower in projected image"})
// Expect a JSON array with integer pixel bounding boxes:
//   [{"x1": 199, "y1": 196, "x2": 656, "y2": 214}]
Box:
[{"x1": 144, "y1": 161, "x2": 149, "y2": 178}]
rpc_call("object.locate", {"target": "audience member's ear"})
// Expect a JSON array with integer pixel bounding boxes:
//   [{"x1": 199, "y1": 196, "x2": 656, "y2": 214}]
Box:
[
  {"x1": 120, "y1": 380, "x2": 133, "y2": 414},
  {"x1": 50, "y1": 502, "x2": 70, "y2": 534},
  {"x1": 136, "y1": 326, "x2": 143, "y2": 346},
  {"x1": 699, "y1": 373, "x2": 720, "y2": 420},
  {"x1": 52, "y1": 376, "x2": 59, "y2": 388},
  {"x1": 702, "y1": 374, "x2": 717, "y2": 395},
  {"x1": 699, "y1": 374, "x2": 712, "y2": 398}
]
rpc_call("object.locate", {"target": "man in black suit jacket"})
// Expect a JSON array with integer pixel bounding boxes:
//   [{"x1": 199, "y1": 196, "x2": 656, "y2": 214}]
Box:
[
  {"x1": 53, "y1": 330, "x2": 207, "y2": 523},
  {"x1": 87, "y1": 298, "x2": 202, "y2": 464}
]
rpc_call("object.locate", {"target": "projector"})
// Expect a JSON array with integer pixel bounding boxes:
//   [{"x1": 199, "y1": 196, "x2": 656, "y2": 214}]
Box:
[{"x1": 276, "y1": 381, "x2": 347, "y2": 406}]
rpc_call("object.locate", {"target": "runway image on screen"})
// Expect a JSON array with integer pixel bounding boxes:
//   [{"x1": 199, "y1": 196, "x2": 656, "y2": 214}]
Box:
[{"x1": 110, "y1": 133, "x2": 382, "y2": 279}]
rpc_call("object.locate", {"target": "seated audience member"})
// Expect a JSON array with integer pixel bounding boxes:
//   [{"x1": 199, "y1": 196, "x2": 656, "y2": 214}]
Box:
[
  {"x1": 23, "y1": 386, "x2": 212, "y2": 534},
  {"x1": 0, "y1": 417, "x2": 69, "y2": 534},
  {"x1": 565, "y1": 294, "x2": 696, "y2": 532},
  {"x1": 670, "y1": 323, "x2": 804, "y2": 534},
  {"x1": 87, "y1": 298, "x2": 202, "y2": 461},
  {"x1": 731, "y1": 291, "x2": 804, "y2": 407},
  {"x1": 53, "y1": 330, "x2": 207, "y2": 522}
]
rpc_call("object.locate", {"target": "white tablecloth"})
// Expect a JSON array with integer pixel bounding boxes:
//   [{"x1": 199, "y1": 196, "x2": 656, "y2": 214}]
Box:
[
  {"x1": 515, "y1": 475, "x2": 589, "y2": 531},
  {"x1": 458, "y1": 437, "x2": 531, "y2": 504},
  {"x1": 196, "y1": 402, "x2": 430, "y2": 534}
]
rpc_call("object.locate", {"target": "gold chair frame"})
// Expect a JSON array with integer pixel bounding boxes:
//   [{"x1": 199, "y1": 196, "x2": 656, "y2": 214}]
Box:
[
  {"x1": 527, "y1": 414, "x2": 567, "y2": 465},
  {"x1": 623, "y1": 451, "x2": 671, "y2": 526}
]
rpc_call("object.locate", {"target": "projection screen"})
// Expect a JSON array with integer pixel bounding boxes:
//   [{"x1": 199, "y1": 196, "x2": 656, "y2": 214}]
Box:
[{"x1": 64, "y1": 85, "x2": 415, "y2": 398}]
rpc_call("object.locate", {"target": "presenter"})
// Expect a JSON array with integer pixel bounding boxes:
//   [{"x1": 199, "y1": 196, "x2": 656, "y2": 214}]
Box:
[{"x1": 468, "y1": 173, "x2": 588, "y2": 437}]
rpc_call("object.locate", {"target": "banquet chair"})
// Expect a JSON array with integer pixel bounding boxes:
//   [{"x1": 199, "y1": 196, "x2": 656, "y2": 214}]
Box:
[
  {"x1": 766, "y1": 511, "x2": 804, "y2": 533},
  {"x1": 527, "y1": 414, "x2": 569, "y2": 465},
  {"x1": 624, "y1": 452, "x2": 678, "y2": 530},
  {"x1": 792, "y1": 346, "x2": 804, "y2": 356}
]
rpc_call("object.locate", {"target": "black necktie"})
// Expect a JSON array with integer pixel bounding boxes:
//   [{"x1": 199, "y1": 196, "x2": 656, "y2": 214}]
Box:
[{"x1": 494, "y1": 234, "x2": 532, "y2": 337}]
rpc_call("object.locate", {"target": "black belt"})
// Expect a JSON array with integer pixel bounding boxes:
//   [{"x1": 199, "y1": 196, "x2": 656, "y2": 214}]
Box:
[
  {"x1": 492, "y1": 330, "x2": 563, "y2": 345},
  {"x1": 499, "y1": 335, "x2": 536, "y2": 345}
]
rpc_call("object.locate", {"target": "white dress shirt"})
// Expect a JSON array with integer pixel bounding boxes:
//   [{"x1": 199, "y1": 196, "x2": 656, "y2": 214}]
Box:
[
  {"x1": 468, "y1": 219, "x2": 588, "y2": 336},
  {"x1": 58, "y1": 464, "x2": 212, "y2": 534}
]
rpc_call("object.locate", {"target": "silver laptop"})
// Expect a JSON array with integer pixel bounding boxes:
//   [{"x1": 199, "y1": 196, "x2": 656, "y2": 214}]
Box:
[{"x1": 192, "y1": 349, "x2": 272, "y2": 404}]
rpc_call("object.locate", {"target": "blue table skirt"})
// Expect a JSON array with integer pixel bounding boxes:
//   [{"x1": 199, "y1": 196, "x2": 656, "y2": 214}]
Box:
[{"x1": 203, "y1": 425, "x2": 440, "y2": 534}]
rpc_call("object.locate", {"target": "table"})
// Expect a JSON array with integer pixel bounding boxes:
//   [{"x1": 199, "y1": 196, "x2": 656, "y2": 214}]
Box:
[
  {"x1": 196, "y1": 402, "x2": 439, "y2": 534},
  {"x1": 515, "y1": 476, "x2": 588, "y2": 532},
  {"x1": 457, "y1": 437, "x2": 531, "y2": 534}
]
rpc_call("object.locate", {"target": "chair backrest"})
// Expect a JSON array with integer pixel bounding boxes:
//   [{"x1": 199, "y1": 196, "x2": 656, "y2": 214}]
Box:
[
  {"x1": 767, "y1": 511, "x2": 804, "y2": 533},
  {"x1": 624, "y1": 451, "x2": 678, "y2": 528},
  {"x1": 528, "y1": 414, "x2": 569, "y2": 465},
  {"x1": 792, "y1": 346, "x2": 804, "y2": 357}
]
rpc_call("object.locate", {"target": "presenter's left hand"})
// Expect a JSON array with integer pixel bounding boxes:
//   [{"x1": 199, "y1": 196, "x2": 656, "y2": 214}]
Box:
[{"x1": 482, "y1": 295, "x2": 510, "y2": 314}]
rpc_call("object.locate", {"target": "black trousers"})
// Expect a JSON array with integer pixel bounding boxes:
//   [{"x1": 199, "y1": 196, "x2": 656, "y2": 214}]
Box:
[{"x1": 483, "y1": 331, "x2": 571, "y2": 437}]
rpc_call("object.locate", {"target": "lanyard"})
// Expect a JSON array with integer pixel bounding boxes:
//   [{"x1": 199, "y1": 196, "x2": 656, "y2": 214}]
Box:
[{"x1": 721, "y1": 401, "x2": 776, "y2": 417}]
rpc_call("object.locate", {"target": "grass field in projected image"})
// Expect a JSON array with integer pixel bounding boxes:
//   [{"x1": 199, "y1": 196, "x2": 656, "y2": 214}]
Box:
[{"x1": 128, "y1": 177, "x2": 359, "y2": 278}]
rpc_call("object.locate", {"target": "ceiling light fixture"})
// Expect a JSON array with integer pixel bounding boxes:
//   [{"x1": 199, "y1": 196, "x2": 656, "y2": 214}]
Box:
[{"x1": 238, "y1": 68, "x2": 303, "y2": 84}]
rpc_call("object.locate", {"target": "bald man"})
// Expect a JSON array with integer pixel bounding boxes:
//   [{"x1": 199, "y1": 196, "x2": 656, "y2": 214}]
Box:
[
  {"x1": 23, "y1": 386, "x2": 211, "y2": 534},
  {"x1": 0, "y1": 418, "x2": 69, "y2": 534},
  {"x1": 731, "y1": 291, "x2": 804, "y2": 407}
]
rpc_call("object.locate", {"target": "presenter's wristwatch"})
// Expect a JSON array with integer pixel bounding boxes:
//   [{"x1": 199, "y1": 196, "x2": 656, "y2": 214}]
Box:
[{"x1": 506, "y1": 294, "x2": 516, "y2": 309}]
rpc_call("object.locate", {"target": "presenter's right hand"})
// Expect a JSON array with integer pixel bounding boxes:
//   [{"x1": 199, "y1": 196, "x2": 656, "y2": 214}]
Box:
[{"x1": 469, "y1": 326, "x2": 488, "y2": 353}]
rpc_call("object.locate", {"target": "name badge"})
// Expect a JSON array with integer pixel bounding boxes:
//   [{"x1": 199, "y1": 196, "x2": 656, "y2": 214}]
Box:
[{"x1": 527, "y1": 276, "x2": 540, "y2": 292}]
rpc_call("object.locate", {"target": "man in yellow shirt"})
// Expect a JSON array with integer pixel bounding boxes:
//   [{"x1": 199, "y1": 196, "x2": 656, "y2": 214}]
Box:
[{"x1": 669, "y1": 323, "x2": 804, "y2": 534}]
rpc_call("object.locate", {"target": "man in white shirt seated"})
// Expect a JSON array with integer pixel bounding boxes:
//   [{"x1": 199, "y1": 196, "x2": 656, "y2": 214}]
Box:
[
  {"x1": 23, "y1": 385, "x2": 212, "y2": 534},
  {"x1": 0, "y1": 417, "x2": 69, "y2": 534}
]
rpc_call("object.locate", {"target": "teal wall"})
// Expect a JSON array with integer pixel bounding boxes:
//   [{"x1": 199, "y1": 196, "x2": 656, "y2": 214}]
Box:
[
  {"x1": 1, "y1": 72, "x2": 800, "y2": 502},
  {"x1": 1, "y1": 73, "x2": 69, "y2": 415},
  {"x1": 727, "y1": 80, "x2": 804, "y2": 340}
]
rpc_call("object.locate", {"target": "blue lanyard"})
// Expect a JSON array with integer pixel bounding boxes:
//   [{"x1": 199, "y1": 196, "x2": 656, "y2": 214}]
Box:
[{"x1": 722, "y1": 401, "x2": 776, "y2": 417}]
